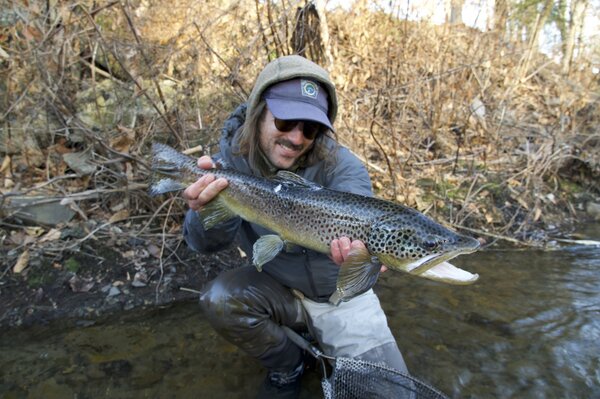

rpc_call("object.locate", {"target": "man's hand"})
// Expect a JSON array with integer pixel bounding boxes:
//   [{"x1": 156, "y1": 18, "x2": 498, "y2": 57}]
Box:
[
  {"x1": 182, "y1": 156, "x2": 228, "y2": 211},
  {"x1": 330, "y1": 237, "x2": 388, "y2": 273}
]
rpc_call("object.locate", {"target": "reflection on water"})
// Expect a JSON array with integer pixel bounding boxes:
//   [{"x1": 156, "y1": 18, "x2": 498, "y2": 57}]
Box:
[{"x1": 1, "y1": 226, "x2": 599, "y2": 398}]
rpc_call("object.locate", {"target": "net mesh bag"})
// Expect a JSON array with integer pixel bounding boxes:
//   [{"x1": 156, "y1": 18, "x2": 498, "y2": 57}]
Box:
[{"x1": 321, "y1": 357, "x2": 449, "y2": 399}]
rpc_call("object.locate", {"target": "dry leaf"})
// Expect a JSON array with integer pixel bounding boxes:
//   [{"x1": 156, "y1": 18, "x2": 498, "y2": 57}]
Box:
[
  {"x1": 3, "y1": 177, "x2": 15, "y2": 189},
  {"x1": 0, "y1": 46, "x2": 9, "y2": 60},
  {"x1": 40, "y1": 228, "x2": 62, "y2": 243},
  {"x1": 13, "y1": 250, "x2": 30, "y2": 274},
  {"x1": 109, "y1": 209, "x2": 130, "y2": 224},
  {"x1": 25, "y1": 226, "x2": 45, "y2": 237},
  {"x1": 533, "y1": 207, "x2": 542, "y2": 222},
  {"x1": 0, "y1": 155, "x2": 10, "y2": 174}
]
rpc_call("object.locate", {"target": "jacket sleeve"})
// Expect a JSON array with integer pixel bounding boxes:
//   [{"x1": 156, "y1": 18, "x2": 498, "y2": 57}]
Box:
[{"x1": 183, "y1": 209, "x2": 242, "y2": 253}]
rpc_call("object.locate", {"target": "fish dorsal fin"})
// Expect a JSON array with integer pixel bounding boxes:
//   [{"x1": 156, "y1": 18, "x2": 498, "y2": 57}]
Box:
[{"x1": 274, "y1": 171, "x2": 322, "y2": 190}]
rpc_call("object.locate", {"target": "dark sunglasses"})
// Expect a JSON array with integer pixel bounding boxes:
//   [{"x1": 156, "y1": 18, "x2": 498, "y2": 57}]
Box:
[{"x1": 273, "y1": 118, "x2": 325, "y2": 140}]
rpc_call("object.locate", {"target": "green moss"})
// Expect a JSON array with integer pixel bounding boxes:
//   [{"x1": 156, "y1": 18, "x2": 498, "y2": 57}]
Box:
[
  {"x1": 558, "y1": 177, "x2": 585, "y2": 195},
  {"x1": 27, "y1": 271, "x2": 49, "y2": 288},
  {"x1": 64, "y1": 257, "x2": 80, "y2": 273}
]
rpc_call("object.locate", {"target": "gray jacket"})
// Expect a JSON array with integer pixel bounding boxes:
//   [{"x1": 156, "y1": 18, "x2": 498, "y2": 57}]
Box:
[{"x1": 183, "y1": 104, "x2": 373, "y2": 301}]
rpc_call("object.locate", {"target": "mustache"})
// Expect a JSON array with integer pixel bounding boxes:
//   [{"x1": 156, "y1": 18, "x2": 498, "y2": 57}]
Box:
[{"x1": 275, "y1": 139, "x2": 304, "y2": 152}]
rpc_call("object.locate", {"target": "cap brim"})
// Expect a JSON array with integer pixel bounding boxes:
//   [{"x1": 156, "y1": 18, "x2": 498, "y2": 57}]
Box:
[{"x1": 266, "y1": 98, "x2": 334, "y2": 132}]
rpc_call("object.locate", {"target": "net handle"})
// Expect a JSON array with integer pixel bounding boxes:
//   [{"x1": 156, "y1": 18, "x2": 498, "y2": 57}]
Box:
[{"x1": 282, "y1": 326, "x2": 330, "y2": 360}]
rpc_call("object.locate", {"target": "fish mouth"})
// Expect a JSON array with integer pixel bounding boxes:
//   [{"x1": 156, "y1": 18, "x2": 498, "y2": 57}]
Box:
[{"x1": 405, "y1": 244, "x2": 479, "y2": 276}]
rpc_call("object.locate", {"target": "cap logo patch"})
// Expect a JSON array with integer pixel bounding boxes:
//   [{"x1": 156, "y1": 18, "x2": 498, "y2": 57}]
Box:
[{"x1": 301, "y1": 80, "x2": 318, "y2": 99}]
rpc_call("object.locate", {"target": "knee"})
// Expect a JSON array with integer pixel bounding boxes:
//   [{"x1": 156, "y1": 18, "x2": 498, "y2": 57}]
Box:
[
  {"x1": 199, "y1": 271, "x2": 247, "y2": 319},
  {"x1": 199, "y1": 267, "x2": 271, "y2": 328}
]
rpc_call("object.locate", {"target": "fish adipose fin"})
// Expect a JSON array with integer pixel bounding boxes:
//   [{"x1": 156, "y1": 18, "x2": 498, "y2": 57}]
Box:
[
  {"x1": 274, "y1": 171, "x2": 322, "y2": 190},
  {"x1": 253, "y1": 234, "x2": 285, "y2": 271},
  {"x1": 200, "y1": 197, "x2": 237, "y2": 230},
  {"x1": 329, "y1": 246, "x2": 381, "y2": 306}
]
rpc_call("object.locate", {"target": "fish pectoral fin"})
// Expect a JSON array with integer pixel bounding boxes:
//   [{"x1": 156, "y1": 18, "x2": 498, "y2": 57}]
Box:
[
  {"x1": 329, "y1": 247, "x2": 381, "y2": 306},
  {"x1": 274, "y1": 170, "x2": 322, "y2": 190},
  {"x1": 200, "y1": 197, "x2": 236, "y2": 230},
  {"x1": 419, "y1": 261, "x2": 479, "y2": 285},
  {"x1": 252, "y1": 235, "x2": 285, "y2": 272}
]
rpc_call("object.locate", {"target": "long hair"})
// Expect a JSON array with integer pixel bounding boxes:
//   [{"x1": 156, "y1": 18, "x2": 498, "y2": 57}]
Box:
[{"x1": 236, "y1": 99, "x2": 337, "y2": 177}]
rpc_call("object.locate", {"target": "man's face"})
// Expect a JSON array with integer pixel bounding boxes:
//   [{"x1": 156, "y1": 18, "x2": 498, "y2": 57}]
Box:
[{"x1": 258, "y1": 108, "x2": 316, "y2": 170}]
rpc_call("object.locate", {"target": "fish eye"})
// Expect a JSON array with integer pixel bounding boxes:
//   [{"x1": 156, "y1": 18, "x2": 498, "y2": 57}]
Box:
[{"x1": 422, "y1": 240, "x2": 439, "y2": 250}]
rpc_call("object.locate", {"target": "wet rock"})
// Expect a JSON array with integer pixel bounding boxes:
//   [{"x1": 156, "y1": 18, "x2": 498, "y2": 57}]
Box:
[
  {"x1": 8, "y1": 196, "x2": 75, "y2": 226},
  {"x1": 62, "y1": 151, "x2": 97, "y2": 176},
  {"x1": 127, "y1": 236, "x2": 146, "y2": 247},
  {"x1": 68, "y1": 275, "x2": 95, "y2": 293},
  {"x1": 27, "y1": 377, "x2": 74, "y2": 398},
  {"x1": 99, "y1": 359, "x2": 133, "y2": 377},
  {"x1": 586, "y1": 202, "x2": 600, "y2": 221},
  {"x1": 107, "y1": 286, "x2": 121, "y2": 297},
  {"x1": 132, "y1": 270, "x2": 148, "y2": 287}
]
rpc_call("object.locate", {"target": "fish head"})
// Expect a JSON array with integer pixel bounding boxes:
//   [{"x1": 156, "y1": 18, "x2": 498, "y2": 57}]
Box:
[{"x1": 368, "y1": 211, "x2": 480, "y2": 275}]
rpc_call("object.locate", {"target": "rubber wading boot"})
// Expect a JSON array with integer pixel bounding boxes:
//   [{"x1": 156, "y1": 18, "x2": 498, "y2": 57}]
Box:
[{"x1": 256, "y1": 361, "x2": 304, "y2": 399}]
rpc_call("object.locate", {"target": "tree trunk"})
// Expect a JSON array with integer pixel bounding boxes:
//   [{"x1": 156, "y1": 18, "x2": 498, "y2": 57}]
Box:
[
  {"x1": 561, "y1": 0, "x2": 588, "y2": 75},
  {"x1": 493, "y1": 0, "x2": 509, "y2": 38},
  {"x1": 519, "y1": 0, "x2": 553, "y2": 78},
  {"x1": 449, "y1": 0, "x2": 464, "y2": 24},
  {"x1": 314, "y1": 0, "x2": 333, "y2": 68}
]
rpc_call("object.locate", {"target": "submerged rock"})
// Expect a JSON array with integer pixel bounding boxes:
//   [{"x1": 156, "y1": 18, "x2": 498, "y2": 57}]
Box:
[{"x1": 586, "y1": 202, "x2": 600, "y2": 220}]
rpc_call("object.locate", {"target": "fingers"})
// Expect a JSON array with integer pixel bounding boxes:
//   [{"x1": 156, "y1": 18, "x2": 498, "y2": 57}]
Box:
[
  {"x1": 330, "y1": 237, "x2": 365, "y2": 266},
  {"x1": 331, "y1": 238, "x2": 386, "y2": 273},
  {"x1": 197, "y1": 155, "x2": 214, "y2": 170},
  {"x1": 330, "y1": 238, "x2": 344, "y2": 265},
  {"x1": 182, "y1": 158, "x2": 228, "y2": 210}
]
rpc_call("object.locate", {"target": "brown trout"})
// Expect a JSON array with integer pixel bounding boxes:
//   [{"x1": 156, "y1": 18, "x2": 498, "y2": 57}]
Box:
[{"x1": 150, "y1": 143, "x2": 480, "y2": 304}]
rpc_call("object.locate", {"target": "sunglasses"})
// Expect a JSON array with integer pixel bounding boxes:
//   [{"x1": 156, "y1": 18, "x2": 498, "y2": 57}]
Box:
[{"x1": 273, "y1": 118, "x2": 325, "y2": 140}]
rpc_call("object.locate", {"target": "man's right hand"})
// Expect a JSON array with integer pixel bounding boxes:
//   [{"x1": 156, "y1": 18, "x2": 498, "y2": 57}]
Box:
[{"x1": 182, "y1": 155, "x2": 229, "y2": 211}]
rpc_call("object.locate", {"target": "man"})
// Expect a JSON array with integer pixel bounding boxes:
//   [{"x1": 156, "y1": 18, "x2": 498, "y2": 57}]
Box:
[{"x1": 182, "y1": 55, "x2": 407, "y2": 398}]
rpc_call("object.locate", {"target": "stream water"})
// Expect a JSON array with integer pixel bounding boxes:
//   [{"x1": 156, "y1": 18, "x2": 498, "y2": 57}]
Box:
[{"x1": 1, "y1": 225, "x2": 599, "y2": 398}]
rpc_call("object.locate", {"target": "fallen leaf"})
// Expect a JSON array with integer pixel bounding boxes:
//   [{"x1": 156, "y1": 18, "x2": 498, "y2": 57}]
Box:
[
  {"x1": 109, "y1": 209, "x2": 130, "y2": 224},
  {"x1": 533, "y1": 206, "x2": 542, "y2": 222},
  {"x1": 40, "y1": 228, "x2": 62, "y2": 243},
  {"x1": 122, "y1": 250, "x2": 135, "y2": 259},
  {"x1": 0, "y1": 46, "x2": 9, "y2": 60},
  {"x1": 25, "y1": 226, "x2": 45, "y2": 237},
  {"x1": 13, "y1": 250, "x2": 30, "y2": 273},
  {"x1": 0, "y1": 155, "x2": 10, "y2": 174}
]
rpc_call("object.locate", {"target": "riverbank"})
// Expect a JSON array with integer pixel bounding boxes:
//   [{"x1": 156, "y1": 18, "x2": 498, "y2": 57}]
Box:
[{"x1": 0, "y1": 227, "x2": 243, "y2": 329}]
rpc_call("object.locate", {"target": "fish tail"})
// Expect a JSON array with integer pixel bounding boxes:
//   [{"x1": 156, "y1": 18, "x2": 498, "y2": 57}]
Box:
[
  {"x1": 149, "y1": 177, "x2": 187, "y2": 196},
  {"x1": 149, "y1": 143, "x2": 202, "y2": 196}
]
